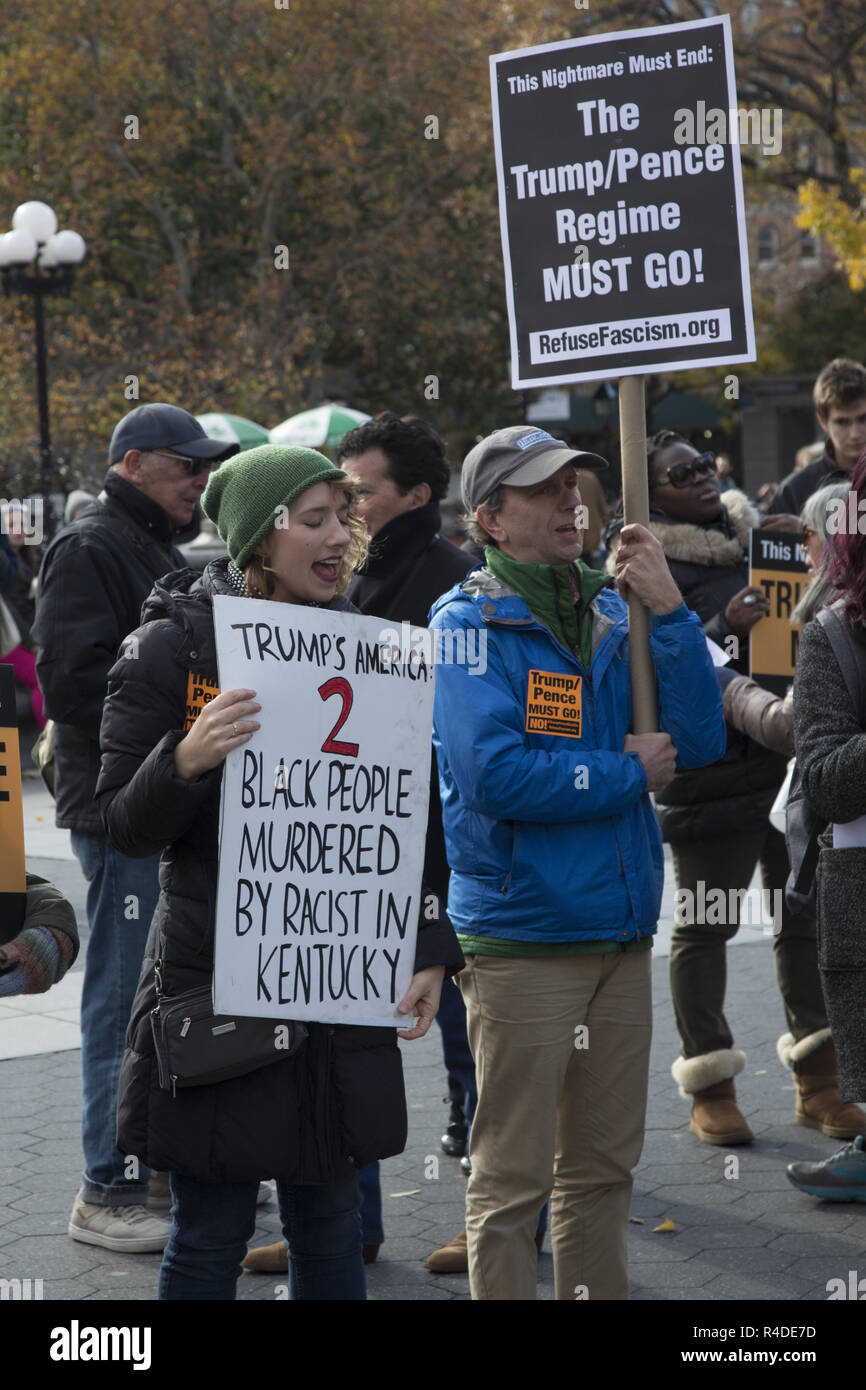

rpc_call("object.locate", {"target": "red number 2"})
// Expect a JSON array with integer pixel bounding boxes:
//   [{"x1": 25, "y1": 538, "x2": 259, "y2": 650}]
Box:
[{"x1": 318, "y1": 677, "x2": 359, "y2": 757}]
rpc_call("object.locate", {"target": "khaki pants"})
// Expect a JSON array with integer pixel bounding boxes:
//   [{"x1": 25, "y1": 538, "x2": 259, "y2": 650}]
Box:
[{"x1": 457, "y1": 949, "x2": 652, "y2": 1301}]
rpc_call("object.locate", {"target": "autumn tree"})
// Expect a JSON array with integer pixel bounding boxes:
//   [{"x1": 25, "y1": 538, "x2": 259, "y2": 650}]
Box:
[{"x1": 0, "y1": 0, "x2": 588, "y2": 492}]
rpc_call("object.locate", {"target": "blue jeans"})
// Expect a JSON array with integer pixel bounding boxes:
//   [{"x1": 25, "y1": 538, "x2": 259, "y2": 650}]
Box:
[
  {"x1": 71, "y1": 831, "x2": 161, "y2": 1206},
  {"x1": 159, "y1": 1170, "x2": 366, "y2": 1300}
]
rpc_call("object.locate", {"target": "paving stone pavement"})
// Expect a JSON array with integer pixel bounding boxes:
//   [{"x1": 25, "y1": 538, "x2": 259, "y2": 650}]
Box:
[{"x1": 4, "y1": 843, "x2": 866, "y2": 1307}]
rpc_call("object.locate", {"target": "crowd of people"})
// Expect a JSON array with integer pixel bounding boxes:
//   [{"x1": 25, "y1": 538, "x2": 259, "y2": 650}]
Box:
[{"x1": 2, "y1": 353, "x2": 865, "y2": 1301}]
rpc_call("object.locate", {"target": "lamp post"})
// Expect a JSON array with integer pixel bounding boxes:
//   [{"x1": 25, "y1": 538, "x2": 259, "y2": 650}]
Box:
[{"x1": 0, "y1": 201, "x2": 86, "y2": 537}]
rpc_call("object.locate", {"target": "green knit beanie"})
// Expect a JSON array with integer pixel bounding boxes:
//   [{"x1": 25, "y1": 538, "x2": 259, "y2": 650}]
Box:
[{"x1": 201, "y1": 444, "x2": 348, "y2": 567}]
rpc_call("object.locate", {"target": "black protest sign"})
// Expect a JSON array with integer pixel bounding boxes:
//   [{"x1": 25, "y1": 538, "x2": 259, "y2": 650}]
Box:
[
  {"x1": 212, "y1": 597, "x2": 434, "y2": 1027},
  {"x1": 749, "y1": 530, "x2": 808, "y2": 696},
  {"x1": 490, "y1": 14, "x2": 755, "y2": 386}
]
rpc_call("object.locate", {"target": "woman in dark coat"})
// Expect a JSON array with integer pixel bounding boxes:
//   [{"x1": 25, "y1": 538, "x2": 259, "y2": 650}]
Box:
[
  {"x1": 787, "y1": 453, "x2": 866, "y2": 1199},
  {"x1": 604, "y1": 432, "x2": 862, "y2": 1149},
  {"x1": 96, "y1": 445, "x2": 462, "y2": 1299}
]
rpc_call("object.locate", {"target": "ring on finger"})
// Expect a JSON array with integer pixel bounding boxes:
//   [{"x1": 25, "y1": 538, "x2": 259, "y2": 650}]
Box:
[{"x1": 233, "y1": 722, "x2": 239, "y2": 737}]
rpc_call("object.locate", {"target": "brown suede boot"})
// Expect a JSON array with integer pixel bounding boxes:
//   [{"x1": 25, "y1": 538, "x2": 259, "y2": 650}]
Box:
[
  {"x1": 242, "y1": 1240, "x2": 287, "y2": 1273},
  {"x1": 425, "y1": 1228, "x2": 468, "y2": 1272},
  {"x1": 672, "y1": 1048, "x2": 752, "y2": 1145},
  {"x1": 791, "y1": 1038, "x2": 866, "y2": 1140},
  {"x1": 690, "y1": 1079, "x2": 754, "y2": 1146}
]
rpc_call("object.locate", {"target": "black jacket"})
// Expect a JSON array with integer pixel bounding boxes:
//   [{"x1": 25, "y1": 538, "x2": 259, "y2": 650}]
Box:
[
  {"x1": 793, "y1": 609, "x2": 866, "y2": 1099},
  {"x1": 348, "y1": 503, "x2": 476, "y2": 899},
  {"x1": 3, "y1": 552, "x2": 39, "y2": 648},
  {"x1": 348, "y1": 503, "x2": 476, "y2": 630},
  {"x1": 0, "y1": 534, "x2": 17, "y2": 594},
  {"x1": 767, "y1": 445, "x2": 850, "y2": 517},
  {"x1": 33, "y1": 471, "x2": 186, "y2": 833},
  {"x1": 605, "y1": 491, "x2": 788, "y2": 843},
  {"x1": 97, "y1": 558, "x2": 463, "y2": 1183}
]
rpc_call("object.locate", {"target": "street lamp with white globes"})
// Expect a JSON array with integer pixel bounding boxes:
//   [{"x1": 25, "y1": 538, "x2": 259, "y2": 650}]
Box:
[{"x1": 0, "y1": 200, "x2": 86, "y2": 534}]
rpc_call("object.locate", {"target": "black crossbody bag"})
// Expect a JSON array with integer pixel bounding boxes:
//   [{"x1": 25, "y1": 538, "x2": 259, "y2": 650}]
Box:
[{"x1": 150, "y1": 960, "x2": 307, "y2": 1097}]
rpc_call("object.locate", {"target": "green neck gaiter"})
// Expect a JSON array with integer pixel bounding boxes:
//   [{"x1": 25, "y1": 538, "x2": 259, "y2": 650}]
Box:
[{"x1": 484, "y1": 547, "x2": 610, "y2": 670}]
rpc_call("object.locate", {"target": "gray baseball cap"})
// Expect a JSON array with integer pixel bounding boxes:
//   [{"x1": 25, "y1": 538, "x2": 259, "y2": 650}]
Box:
[{"x1": 461, "y1": 427, "x2": 608, "y2": 510}]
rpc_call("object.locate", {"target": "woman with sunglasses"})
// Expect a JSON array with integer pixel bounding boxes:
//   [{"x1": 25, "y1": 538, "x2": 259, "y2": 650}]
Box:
[
  {"x1": 604, "y1": 432, "x2": 863, "y2": 1148},
  {"x1": 95, "y1": 445, "x2": 462, "y2": 1299}
]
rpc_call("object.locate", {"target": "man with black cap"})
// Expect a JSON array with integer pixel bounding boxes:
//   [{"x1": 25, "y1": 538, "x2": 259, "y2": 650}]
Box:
[
  {"x1": 33, "y1": 403, "x2": 236, "y2": 1251},
  {"x1": 428, "y1": 426, "x2": 726, "y2": 1300}
]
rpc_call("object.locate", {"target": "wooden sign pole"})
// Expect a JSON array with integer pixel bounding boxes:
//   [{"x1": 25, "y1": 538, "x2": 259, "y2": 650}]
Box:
[{"x1": 618, "y1": 373, "x2": 658, "y2": 734}]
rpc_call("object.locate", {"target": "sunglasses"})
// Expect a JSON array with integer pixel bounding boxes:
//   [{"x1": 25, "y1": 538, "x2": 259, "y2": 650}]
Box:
[
  {"x1": 152, "y1": 449, "x2": 217, "y2": 477},
  {"x1": 657, "y1": 451, "x2": 717, "y2": 489}
]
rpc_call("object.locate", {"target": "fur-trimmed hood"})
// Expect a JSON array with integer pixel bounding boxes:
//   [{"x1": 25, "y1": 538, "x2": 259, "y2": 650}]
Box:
[{"x1": 605, "y1": 489, "x2": 759, "y2": 573}]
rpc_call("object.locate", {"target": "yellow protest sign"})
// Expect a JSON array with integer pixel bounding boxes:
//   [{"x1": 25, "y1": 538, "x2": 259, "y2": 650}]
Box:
[
  {"x1": 0, "y1": 666, "x2": 26, "y2": 937},
  {"x1": 748, "y1": 530, "x2": 807, "y2": 696}
]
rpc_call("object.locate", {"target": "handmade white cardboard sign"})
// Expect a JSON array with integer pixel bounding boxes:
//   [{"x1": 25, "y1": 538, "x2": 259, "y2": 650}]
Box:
[{"x1": 212, "y1": 596, "x2": 434, "y2": 1026}]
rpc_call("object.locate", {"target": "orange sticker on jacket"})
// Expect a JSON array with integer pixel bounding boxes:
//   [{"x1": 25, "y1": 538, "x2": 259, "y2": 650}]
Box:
[
  {"x1": 525, "y1": 669, "x2": 582, "y2": 737},
  {"x1": 184, "y1": 672, "x2": 220, "y2": 731}
]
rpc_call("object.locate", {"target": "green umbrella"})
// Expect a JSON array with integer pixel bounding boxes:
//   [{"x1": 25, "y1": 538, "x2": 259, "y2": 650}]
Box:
[
  {"x1": 269, "y1": 404, "x2": 370, "y2": 450},
  {"x1": 195, "y1": 412, "x2": 270, "y2": 451}
]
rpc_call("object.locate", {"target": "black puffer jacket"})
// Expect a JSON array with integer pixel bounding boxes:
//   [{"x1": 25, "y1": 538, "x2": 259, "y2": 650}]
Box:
[
  {"x1": 605, "y1": 490, "x2": 788, "y2": 843},
  {"x1": 33, "y1": 471, "x2": 186, "y2": 833},
  {"x1": 97, "y1": 558, "x2": 463, "y2": 1183}
]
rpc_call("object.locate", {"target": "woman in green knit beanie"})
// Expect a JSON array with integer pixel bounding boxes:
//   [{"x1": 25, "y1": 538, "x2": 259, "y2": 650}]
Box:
[
  {"x1": 97, "y1": 440, "x2": 454, "y2": 1301},
  {"x1": 201, "y1": 443, "x2": 367, "y2": 599}
]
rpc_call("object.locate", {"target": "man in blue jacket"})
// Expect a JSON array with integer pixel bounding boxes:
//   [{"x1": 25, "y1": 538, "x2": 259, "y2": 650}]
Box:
[{"x1": 429, "y1": 426, "x2": 726, "y2": 1301}]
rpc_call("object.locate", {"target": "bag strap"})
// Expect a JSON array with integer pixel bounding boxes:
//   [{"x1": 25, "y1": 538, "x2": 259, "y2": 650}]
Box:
[{"x1": 815, "y1": 602, "x2": 866, "y2": 724}]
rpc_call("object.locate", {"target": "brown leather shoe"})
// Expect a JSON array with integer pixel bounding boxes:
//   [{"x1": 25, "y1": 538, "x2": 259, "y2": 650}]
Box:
[
  {"x1": 690, "y1": 1079, "x2": 754, "y2": 1145},
  {"x1": 793, "y1": 1039, "x2": 866, "y2": 1140},
  {"x1": 425, "y1": 1228, "x2": 468, "y2": 1272},
  {"x1": 242, "y1": 1240, "x2": 287, "y2": 1273}
]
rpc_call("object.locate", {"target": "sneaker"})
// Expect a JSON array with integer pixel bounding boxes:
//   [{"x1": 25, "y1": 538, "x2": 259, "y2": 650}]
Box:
[
  {"x1": 786, "y1": 1134, "x2": 866, "y2": 1201},
  {"x1": 460, "y1": 1155, "x2": 472, "y2": 1177},
  {"x1": 69, "y1": 1192, "x2": 170, "y2": 1252}
]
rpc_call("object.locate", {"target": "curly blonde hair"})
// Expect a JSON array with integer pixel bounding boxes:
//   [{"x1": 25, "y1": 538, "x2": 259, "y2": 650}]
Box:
[{"x1": 242, "y1": 477, "x2": 369, "y2": 599}]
